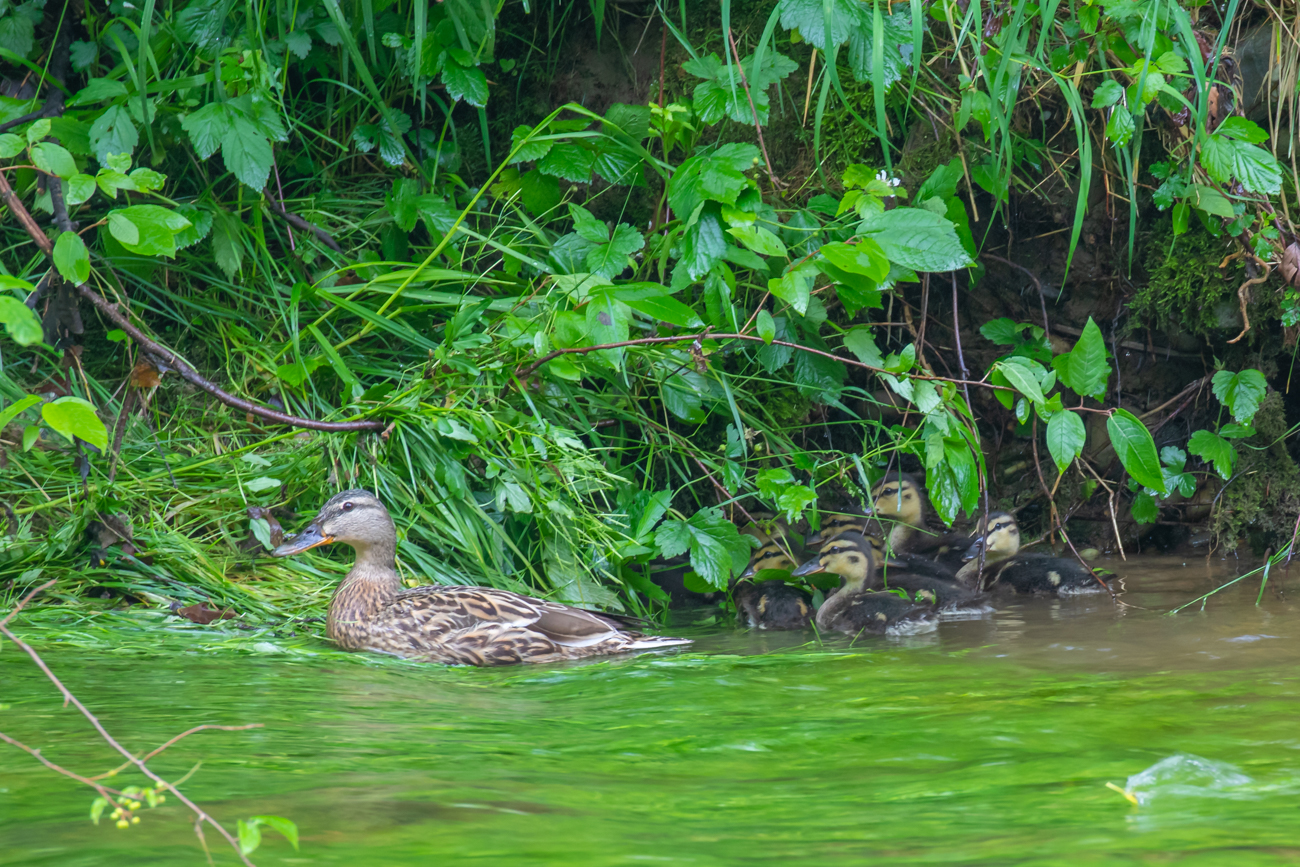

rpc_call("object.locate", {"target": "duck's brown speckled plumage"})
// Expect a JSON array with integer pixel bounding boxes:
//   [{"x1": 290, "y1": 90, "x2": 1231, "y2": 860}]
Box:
[{"x1": 274, "y1": 490, "x2": 690, "y2": 666}]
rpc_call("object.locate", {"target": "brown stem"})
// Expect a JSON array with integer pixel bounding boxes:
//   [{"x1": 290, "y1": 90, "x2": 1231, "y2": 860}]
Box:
[
  {"x1": 264, "y1": 197, "x2": 343, "y2": 253},
  {"x1": 516, "y1": 330, "x2": 1011, "y2": 393},
  {"x1": 726, "y1": 28, "x2": 780, "y2": 189},
  {"x1": 951, "y1": 273, "x2": 988, "y2": 583},
  {"x1": 76, "y1": 284, "x2": 383, "y2": 432},
  {"x1": 91, "y1": 724, "x2": 264, "y2": 780},
  {"x1": 0, "y1": 169, "x2": 52, "y2": 254},
  {"x1": 1226, "y1": 257, "x2": 1270, "y2": 344},
  {"x1": 981, "y1": 252, "x2": 1050, "y2": 335}
]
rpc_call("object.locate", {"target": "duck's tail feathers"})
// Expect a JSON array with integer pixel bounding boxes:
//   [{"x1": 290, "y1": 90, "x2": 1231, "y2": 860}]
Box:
[{"x1": 625, "y1": 634, "x2": 693, "y2": 649}]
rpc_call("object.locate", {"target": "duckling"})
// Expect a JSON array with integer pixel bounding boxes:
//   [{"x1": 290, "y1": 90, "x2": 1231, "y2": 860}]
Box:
[
  {"x1": 866, "y1": 472, "x2": 971, "y2": 565},
  {"x1": 734, "y1": 528, "x2": 812, "y2": 629},
  {"x1": 844, "y1": 532, "x2": 987, "y2": 611},
  {"x1": 961, "y1": 511, "x2": 1107, "y2": 595},
  {"x1": 792, "y1": 534, "x2": 937, "y2": 636},
  {"x1": 273, "y1": 490, "x2": 691, "y2": 666}
]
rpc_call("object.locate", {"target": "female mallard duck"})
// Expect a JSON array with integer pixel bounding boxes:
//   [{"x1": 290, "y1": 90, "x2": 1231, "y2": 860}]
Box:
[
  {"x1": 734, "y1": 531, "x2": 812, "y2": 629},
  {"x1": 791, "y1": 533, "x2": 937, "y2": 636},
  {"x1": 960, "y1": 511, "x2": 1106, "y2": 595},
  {"x1": 273, "y1": 490, "x2": 691, "y2": 665}
]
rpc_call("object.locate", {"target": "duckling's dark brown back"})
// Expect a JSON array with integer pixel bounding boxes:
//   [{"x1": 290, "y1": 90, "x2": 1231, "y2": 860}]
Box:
[{"x1": 735, "y1": 580, "x2": 812, "y2": 630}]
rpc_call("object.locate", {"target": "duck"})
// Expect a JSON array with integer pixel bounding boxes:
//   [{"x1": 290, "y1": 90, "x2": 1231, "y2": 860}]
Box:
[
  {"x1": 960, "y1": 511, "x2": 1107, "y2": 595},
  {"x1": 792, "y1": 533, "x2": 938, "y2": 636},
  {"x1": 828, "y1": 531, "x2": 987, "y2": 612},
  {"x1": 734, "y1": 530, "x2": 813, "y2": 629},
  {"x1": 272, "y1": 490, "x2": 691, "y2": 666},
  {"x1": 865, "y1": 472, "x2": 971, "y2": 564}
]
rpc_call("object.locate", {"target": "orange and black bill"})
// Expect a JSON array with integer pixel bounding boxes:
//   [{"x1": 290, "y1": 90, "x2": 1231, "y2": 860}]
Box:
[{"x1": 272, "y1": 524, "x2": 334, "y2": 557}]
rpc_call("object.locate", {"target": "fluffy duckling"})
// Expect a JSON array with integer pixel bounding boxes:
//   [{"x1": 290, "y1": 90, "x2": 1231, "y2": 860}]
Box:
[
  {"x1": 961, "y1": 511, "x2": 1106, "y2": 595},
  {"x1": 866, "y1": 472, "x2": 970, "y2": 564},
  {"x1": 841, "y1": 532, "x2": 987, "y2": 611},
  {"x1": 274, "y1": 490, "x2": 691, "y2": 665},
  {"x1": 734, "y1": 529, "x2": 812, "y2": 629},
  {"x1": 792, "y1": 534, "x2": 937, "y2": 636}
]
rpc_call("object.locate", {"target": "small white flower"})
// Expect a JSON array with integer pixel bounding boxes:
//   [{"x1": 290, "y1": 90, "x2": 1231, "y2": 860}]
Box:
[{"x1": 876, "y1": 169, "x2": 889, "y2": 182}]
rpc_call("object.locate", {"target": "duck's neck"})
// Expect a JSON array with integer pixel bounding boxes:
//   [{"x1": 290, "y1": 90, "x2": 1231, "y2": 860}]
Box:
[
  {"x1": 815, "y1": 573, "x2": 869, "y2": 631},
  {"x1": 327, "y1": 538, "x2": 400, "y2": 648},
  {"x1": 888, "y1": 522, "x2": 913, "y2": 552}
]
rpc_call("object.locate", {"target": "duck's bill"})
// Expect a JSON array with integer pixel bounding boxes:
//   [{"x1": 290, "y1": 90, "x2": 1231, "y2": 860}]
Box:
[
  {"x1": 961, "y1": 538, "x2": 986, "y2": 562},
  {"x1": 791, "y1": 558, "x2": 825, "y2": 577},
  {"x1": 739, "y1": 565, "x2": 757, "y2": 579},
  {"x1": 272, "y1": 523, "x2": 334, "y2": 556}
]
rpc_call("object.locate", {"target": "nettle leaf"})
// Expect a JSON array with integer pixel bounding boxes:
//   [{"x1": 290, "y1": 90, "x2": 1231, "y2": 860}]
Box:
[
  {"x1": 672, "y1": 507, "x2": 753, "y2": 591},
  {"x1": 1105, "y1": 107, "x2": 1135, "y2": 147},
  {"x1": 70, "y1": 78, "x2": 129, "y2": 106},
  {"x1": 679, "y1": 204, "x2": 728, "y2": 280},
  {"x1": 88, "y1": 105, "x2": 139, "y2": 165},
  {"x1": 41, "y1": 396, "x2": 108, "y2": 451},
  {"x1": 53, "y1": 232, "x2": 91, "y2": 284},
  {"x1": 1058, "y1": 316, "x2": 1109, "y2": 399},
  {"x1": 779, "y1": 0, "x2": 913, "y2": 87},
  {"x1": 538, "y1": 142, "x2": 595, "y2": 182},
  {"x1": 176, "y1": 0, "x2": 234, "y2": 52},
  {"x1": 682, "y1": 50, "x2": 798, "y2": 125},
  {"x1": 1200, "y1": 134, "x2": 1283, "y2": 195},
  {"x1": 861, "y1": 207, "x2": 973, "y2": 272},
  {"x1": 661, "y1": 371, "x2": 706, "y2": 422},
  {"x1": 222, "y1": 115, "x2": 275, "y2": 189},
  {"x1": 793, "y1": 338, "x2": 846, "y2": 401},
  {"x1": 1091, "y1": 79, "x2": 1124, "y2": 108},
  {"x1": 181, "y1": 103, "x2": 232, "y2": 160},
  {"x1": 509, "y1": 124, "x2": 553, "y2": 163},
  {"x1": 843, "y1": 325, "x2": 882, "y2": 366},
  {"x1": 0, "y1": 9, "x2": 35, "y2": 58},
  {"x1": 668, "y1": 143, "x2": 758, "y2": 219},
  {"x1": 1188, "y1": 429, "x2": 1236, "y2": 480},
  {"x1": 0, "y1": 295, "x2": 42, "y2": 345},
  {"x1": 845, "y1": 3, "x2": 914, "y2": 89},
  {"x1": 1045, "y1": 409, "x2": 1085, "y2": 473},
  {"x1": 352, "y1": 110, "x2": 412, "y2": 168},
  {"x1": 1131, "y1": 491, "x2": 1159, "y2": 524},
  {"x1": 586, "y1": 224, "x2": 645, "y2": 278},
  {"x1": 1107, "y1": 408, "x2": 1165, "y2": 494},
  {"x1": 1211, "y1": 368, "x2": 1267, "y2": 425},
  {"x1": 442, "y1": 58, "x2": 489, "y2": 107}
]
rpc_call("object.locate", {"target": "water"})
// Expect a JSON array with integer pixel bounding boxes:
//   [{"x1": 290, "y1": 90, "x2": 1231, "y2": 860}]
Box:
[{"x1": 5, "y1": 555, "x2": 1300, "y2": 866}]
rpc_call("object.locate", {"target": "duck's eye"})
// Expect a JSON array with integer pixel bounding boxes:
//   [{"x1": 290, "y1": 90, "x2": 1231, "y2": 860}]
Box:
[{"x1": 342, "y1": 502, "x2": 354, "y2": 512}]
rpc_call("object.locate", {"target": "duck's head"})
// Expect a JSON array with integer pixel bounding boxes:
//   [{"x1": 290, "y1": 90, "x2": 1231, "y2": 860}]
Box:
[
  {"x1": 805, "y1": 510, "x2": 870, "y2": 546},
  {"x1": 792, "y1": 531, "x2": 877, "y2": 589},
  {"x1": 866, "y1": 473, "x2": 925, "y2": 528},
  {"x1": 272, "y1": 489, "x2": 395, "y2": 556},
  {"x1": 740, "y1": 535, "x2": 799, "y2": 578},
  {"x1": 963, "y1": 511, "x2": 1020, "y2": 564}
]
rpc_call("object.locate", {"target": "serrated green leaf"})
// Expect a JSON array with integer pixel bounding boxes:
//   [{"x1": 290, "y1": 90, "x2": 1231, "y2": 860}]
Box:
[
  {"x1": 1131, "y1": 491, "x2": 1158, "y2": 523},
  {"x1": 1200, "y1": 134, "x2": 1283, "y2": 194},
  {"x1": 88, "y1": 105, "x2": 138, "y2": 165},
  {"x1": 538, "y1": 142, "x2": 595, "y2": 182},
  {"x1": 1211, "y1": 368, "x2": 1267, "y2": 424},
  {"x1": 442, "y1": 59, "x2": 489, "y2": 107},
  {"x1": 842, "y1": 325, "x2": 882, "y2": 366},
  {"x1": 861, "y1": 207, "x2": 973, "y2": 272},
  {"x1": 1188, "y1": 428, "x2": 1236, "y2": 480},
  {"x1": 1107, "y1": 408, "x2": 1165, "y2": 494}
]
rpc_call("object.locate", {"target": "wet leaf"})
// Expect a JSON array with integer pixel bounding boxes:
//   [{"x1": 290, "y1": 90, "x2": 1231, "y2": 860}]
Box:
[
  {"x1": 176, "y1": 601, "x2": 237, "y2": 625},
  {"x1": 1046, "y1": 409, "x2": 1085, "y2": 473},
  {"x1": 1107, "y1": 409, "x2": 1165, "y2": 494}
]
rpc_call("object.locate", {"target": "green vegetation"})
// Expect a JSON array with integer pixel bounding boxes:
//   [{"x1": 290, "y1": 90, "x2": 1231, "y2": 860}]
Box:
[{"x1": 0, "y1": 0, "x2": 1298, "y2": 628}]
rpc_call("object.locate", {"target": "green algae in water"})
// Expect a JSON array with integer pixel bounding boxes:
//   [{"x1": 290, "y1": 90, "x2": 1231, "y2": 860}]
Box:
[{"x1": 4, "y1": 565, "x2": 1300, "y2": 866}]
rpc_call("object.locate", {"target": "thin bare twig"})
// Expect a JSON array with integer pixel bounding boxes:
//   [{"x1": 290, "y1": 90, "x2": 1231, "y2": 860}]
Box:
[
  {"x1": 264, "y1": 197, "x2": 343, "y2": 253},
  {"x1": 726, "y1": 28, "x2": 780, "y2": 190}
]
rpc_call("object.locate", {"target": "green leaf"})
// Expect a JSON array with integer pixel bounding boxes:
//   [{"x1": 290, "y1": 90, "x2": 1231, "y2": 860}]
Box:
[
  {"x1": 442, "y1": 59, "x2": 489, "y2": 107},
  {"x1": 727, "y1": 224, "x2": 787, "y2": 257},
  {"x1": 0, "y1": 296, "x2": 42, "y2": 345},
  {"x1": 793, "y1": 344, "x2": 846, "y2": 400},
  {"x1": 238, "y1": 819, "x2": 263, "y2": 856},
  {"x1": 818, "y1": 239, "x2": 890, "y2": 281},
  {"x1": 1045, "y1": 409, "x2": 1086, "y2": 473},
  {"x1": 667, "y1": 143, "x2": 758, "y2": 218},
  {"x1": 843, "y1": 325, "x2": 882, "y2": 366},
  {"x1": 0, "y1": 133, "x2": 23, "y2": 158},
  {"x1": 1061, "y1": 316, "x2": 1109, "y2": 399},
  {"x1": 1189, "y1": 184, "x2": 1235, "y2": 219},
  {"x1": 0, "y1": 12, "x2": 35, "y2": 58},
  {"x1": 1216, "y1": 116, "x2": 1269, "y2": 143},
  {"x1": 995, "y1": 359, "x2": 1047, "y2": 405},
  {"x1": 1091, "y1": 79, "x2": 1124, "y2": 108},
  {"x1": 1211, "y1": 368, "x2": 1267, "y2": 425},
  {"x1": 181, "y1": 102, "x2": 232, "y2": 159},
  {"x1": 1106, "y1": 408, "x2": 1165, "y2": 494},
  {"x1": 41, "y1": 396, "x2": 108, "y2": 451},
  {"x1": 1131, "y1": 491, "x2": 1159, "y2": 524},
  {"x1": 31, "y1": 142, "x2": 77, "y2": 179},
  {"x1": 661, "y1": 372, "x2": 706, "y2": 422},
  {"x1": 1188, "y1": 429, "x2": 1236, "y2": 480},
  {"x1": 584, "y1": 292, "x2": 630, "y2": 369},
  {"x1": 769, "y1": 262, "x2": 815, "y2": 315},
  {"x1": 586, "y1": 224, "x2": 645, "y2": 278},
  {"x1": 680, "y1": 205, "x2": 728, "y2": 280},
  {"x1": 249, "y1": 816, "x2": 299, "y2": 851},
  {"x1": 25, "y1": 119, "x2": 50, "y2": 145},
  {"x1": 53, "y1": 231, "x2": 90, "y2": 284},
  {"x1": 623, "y1": 294, "x2": 702, "y2": 328},
  {"x1": 65, "y1": 173, "x2": 96, "y2": 205},
  {"x1": 88, "y1": 105, "x2": 138, "y2": 165},
  {"x1": 756, "y1": 309, "x2": 776, "y2": 344},
  {"x1": 221, "y1": 115, "x2": 274, "y2": 190},
  {"x1": 538, "y1": 142, "x2": 595, "y2": 182},
  {"x1": 683, "y1": 51, "x2": 798, "y2": 125},
  {"x1": 0, "y1": 394, "x2": 40, "y2": 430},
  {"x1": 1200, "y1": 134, "x2": 1283, "y2": 195},
  {"x1": 861, "y1": 207, "x2": 974, "y2": 272},
  {"x1": 108, "y1": 205, "x2": 192, "y2": 257},
  {"x1": 1105, "y1": 106, "x2": 1135, "y2": 147}
]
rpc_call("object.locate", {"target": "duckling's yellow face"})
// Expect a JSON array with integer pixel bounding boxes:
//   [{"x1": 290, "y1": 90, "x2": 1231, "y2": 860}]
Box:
[
  {"x1": 793, "y1": 532, "x2": 876, "y2": 586},
  {"x1": 870, "y1": 477, "x2": 924, "y2": 527},
  {"x1": 964, "y1": 512, "x2": 1020, "y2": 563},
  {"x1": 741, "y1": 538, "x2": 799, "y2": 578},
  {"x1": 273, "y1": 489, "x2": 394, "y2": 555},
  {"x1": 806, "y1": 512, "x2": 869, "y2": 545}
]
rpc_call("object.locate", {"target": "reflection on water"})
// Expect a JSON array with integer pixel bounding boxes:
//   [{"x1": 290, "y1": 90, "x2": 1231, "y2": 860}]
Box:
[{"x1": 4, "y1": 554, "x2": 1300, "y2": 865}]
